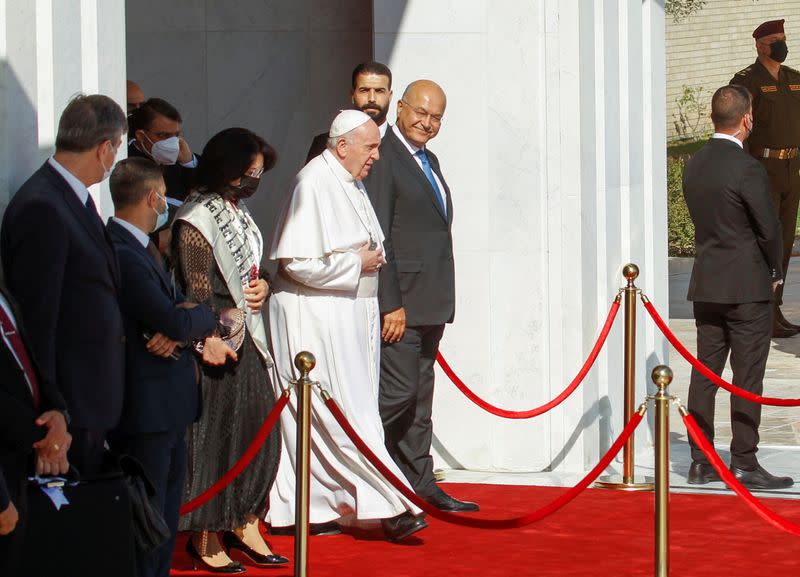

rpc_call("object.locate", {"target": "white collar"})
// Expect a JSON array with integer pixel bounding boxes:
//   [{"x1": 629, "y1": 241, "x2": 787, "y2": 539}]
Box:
[
  {"x1": 378, "y1": 121, "x2": 389, "y2": 138},
  {"x1": 321, "y1": 149, "x2": 357, "y2": 183},
  {"x1": 712, "y1": 132, "x2": 744, "y2": 149},
  {"x1": 111, "y1": 216, "x2": 151, "y2": 248},
  {"x1": 392, "y1": 124, "x2": 423, "y2": 156},
  {"x1": 48, "y1": 156, "x2": 91, "y2": 204}
]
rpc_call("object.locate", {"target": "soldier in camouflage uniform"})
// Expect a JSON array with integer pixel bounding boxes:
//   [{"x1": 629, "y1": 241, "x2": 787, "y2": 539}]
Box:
[{"x1": 731, "y1": 19, "x2": 800, "y2": 338}]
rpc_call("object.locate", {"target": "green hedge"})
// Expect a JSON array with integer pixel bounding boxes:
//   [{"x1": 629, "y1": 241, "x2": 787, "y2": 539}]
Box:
[{"x1": 667, "y1": 156, "x2": 695, "y2": 257}]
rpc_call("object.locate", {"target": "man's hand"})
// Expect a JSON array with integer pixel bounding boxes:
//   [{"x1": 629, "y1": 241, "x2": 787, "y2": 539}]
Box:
[
  {"x1": 0, "y1": 502, "x2": 19, "y2": 536},
  {"x1": 178, "y1": 136, "x2": 194, "y2": 165},
  {"x1": 773, "y1": 280, "x2": 781, "y2": 292},
  {"x1": 32, "y1": 410, "x2": 71, "y2": 476},
  {"x1": 202, "y1": 336, "x2": 238, "y2": 365},
  {"x1": 358, "y1": 242, "x2": 385, "y2": 273},
  {"x1": 35, "y1": 451, "x2": 70, "y2": 476},
  {"x1": 244, "y1": 278, "x2": 269, "y2": 313},
  {"x1": 382, "y1": 307, "x2": 406, "y2": 343},
  {"x1": 146, "y1": 332, "x2": 179, "y2": 358}
]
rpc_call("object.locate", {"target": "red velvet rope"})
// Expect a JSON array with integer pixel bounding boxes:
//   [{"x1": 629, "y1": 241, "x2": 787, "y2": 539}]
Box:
[
  {"x1": 643, "y1": 299, "x2": 800, "y2": 407},
  {"x1": 323, "y1": 395, "x2": 643, "y2": 529},
  {"x1": 682, "y1": 412, "x2": 800, "y2": 536},
  {"x1": 436, "y1": 299, "x2": 621, "y2": 419},
  {"x1": 179, "y1": 393, "x2": 290, "y2": 516}
]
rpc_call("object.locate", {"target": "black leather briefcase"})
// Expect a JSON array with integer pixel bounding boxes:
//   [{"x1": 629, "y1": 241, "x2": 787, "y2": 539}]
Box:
[{"x1": 22, "y1": 471, "x2": 137, "y2": 577}]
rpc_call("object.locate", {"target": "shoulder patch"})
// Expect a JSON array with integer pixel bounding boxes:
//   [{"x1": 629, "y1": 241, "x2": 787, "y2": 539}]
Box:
[{"x1": 761, "y1": 85, "x2": 778, "y2": 92}]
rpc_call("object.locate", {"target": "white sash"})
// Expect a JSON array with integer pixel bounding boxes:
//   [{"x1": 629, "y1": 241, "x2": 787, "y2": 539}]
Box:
[{"x1": 176, "y1": 193, "x2": 273, "y2": 367}]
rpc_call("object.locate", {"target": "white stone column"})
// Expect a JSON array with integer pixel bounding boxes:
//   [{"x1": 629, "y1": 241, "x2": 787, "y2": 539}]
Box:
[
  {"x1": 373, "y1": 0, "x2": 668, "y2": 473},
  {"x1": 0, "y1": 0, "x2": 126, "y2": 218}
]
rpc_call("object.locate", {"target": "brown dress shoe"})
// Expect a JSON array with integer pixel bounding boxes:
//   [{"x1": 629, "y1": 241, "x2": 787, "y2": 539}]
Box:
[
  {"x1": 776, "y1": 311, "x2": 800, "y2": 331},
  {"x1": 772, "y1": 323, "x2": 798, "y2": 338}
]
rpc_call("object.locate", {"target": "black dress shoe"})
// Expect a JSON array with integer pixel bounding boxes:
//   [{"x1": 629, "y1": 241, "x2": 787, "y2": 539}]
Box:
[
  {"x1": 425, "y1": 488, "x2": 479, "y2": 512},
  {"x1": 381, "y1": 512, "x2": 428, "y2": 543},
  {"x1": 185, "y1": 538, "x2": 245, "y2": 574},
  {"x1": 222, "y1": 531, "x2": 289, "y2": 567},
  {"x1": 772, "y1": 323, "x2": 798, "y2": 338},
  {"x1": 269, "y1": 521, "x2": 342, "y2": 536},
  {"x1": 687, "y1": 461, "x2": 721, "y2": 485},
  {"x1": 730, "y1": 464, "x2": 794, "y2": 490}
]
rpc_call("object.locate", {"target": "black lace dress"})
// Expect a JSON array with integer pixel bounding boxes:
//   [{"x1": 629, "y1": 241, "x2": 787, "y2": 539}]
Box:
[{"x1": 175, "y1": 221, "x2": 281, "y2": 531}]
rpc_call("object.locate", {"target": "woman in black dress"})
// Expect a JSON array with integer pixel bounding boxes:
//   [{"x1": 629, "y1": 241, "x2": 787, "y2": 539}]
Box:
[{"x1": 174, "y1": 128, "x2": 285, "y2": 573}]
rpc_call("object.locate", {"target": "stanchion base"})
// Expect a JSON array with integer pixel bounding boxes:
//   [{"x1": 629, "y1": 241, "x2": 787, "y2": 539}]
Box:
[{"x1": 594, "y1": 475, "x2": 654, "y2": 491}]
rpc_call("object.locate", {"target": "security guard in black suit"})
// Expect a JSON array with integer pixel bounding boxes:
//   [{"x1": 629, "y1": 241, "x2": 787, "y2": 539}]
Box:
[
  {"x1": 731, "y1": 19, "x2": 800, "y2": 337},
  {"x1": 683, "y1": 85, "x2": 793, "y2": 490}
]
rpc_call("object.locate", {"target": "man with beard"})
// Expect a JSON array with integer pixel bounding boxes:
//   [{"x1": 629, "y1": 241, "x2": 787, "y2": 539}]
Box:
[
  {"x1": 128, "y1": 98, "x2": 198, "y2": 202},
  {"x1": 305, "y1": 61, "x2": 393, "y2": 163},
  {"x1": 731, "y1": 19, "x2": 800, "y2": 337}
]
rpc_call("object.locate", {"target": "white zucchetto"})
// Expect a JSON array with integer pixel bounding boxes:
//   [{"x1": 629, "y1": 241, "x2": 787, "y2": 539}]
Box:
[{"x1": 328, "y1": 110, "x2": 371, "y2": 138}]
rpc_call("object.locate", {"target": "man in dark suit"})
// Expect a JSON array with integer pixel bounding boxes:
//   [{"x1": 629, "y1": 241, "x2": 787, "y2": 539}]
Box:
[
  {"x1": 128, "y1": 98, "x2": 197, "y2": 202},
  {"x1": 684, "y1": 84, "x2": 794, "y2": 490},
  {"x1": 306, "y1": 61, "x2": 394, "y2": 163},
  {"x1": 364, "y1": 80, "x2": 477, "y2": 512},
  {"x1": 106, "y1": 158, "x2": 216, "y2": 577},
  {"x1": 1, "y1": 94, "x2": 128, "y2": 477},
  {"x1": 0, "y1": 282, "x2": 71, "y2": 576}
]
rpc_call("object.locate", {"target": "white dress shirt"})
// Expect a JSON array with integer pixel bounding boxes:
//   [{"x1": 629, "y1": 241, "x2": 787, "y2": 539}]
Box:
[
  {"x1": 111, "y1": 217, "x2": 150, "y2": 248},
  {"x1": 711, "y1": 132, "x2": 744, "y2": 149},
  {"x1": 391, "y1": 125, "x2": 447, "y2": 211}
]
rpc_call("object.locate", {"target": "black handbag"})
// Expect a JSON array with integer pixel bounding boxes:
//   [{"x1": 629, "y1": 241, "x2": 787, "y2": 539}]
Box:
[
  {"x1": 23, "y1": 466, "x2": 137, "y2": 577},
  {"x1": 117, "y1": 454, "x2": 171, "y2": 554}
]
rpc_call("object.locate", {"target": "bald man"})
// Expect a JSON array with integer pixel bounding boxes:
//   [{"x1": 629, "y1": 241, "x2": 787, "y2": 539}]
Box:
[
  {"x1": 364, "y1": 80, "x2": 478, "y2": 513},
  {"x1": 127, "y1": 80, "x2": 145, "y2": 114}
]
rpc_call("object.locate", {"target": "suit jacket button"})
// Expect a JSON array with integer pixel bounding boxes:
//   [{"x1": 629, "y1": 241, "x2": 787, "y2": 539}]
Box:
[{"x1": 121, "y1": 335, "x2": 126, "y2": 343}]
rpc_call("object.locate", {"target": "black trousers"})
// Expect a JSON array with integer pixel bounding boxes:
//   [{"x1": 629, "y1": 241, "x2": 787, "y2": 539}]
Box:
[
  {"x1": 687, "y1": 301, "x2": 772, "y2": 469},
  {"x1": 379, "y1": 324, "x2": 445, "y2": 499},
  {"x1": 111, "y1": 431, "x2": 187, "y2": 577},
  {"x1": 761, "y1": 156, "x2": 800, "y2": 308},
  {"x1": 0, "y1": 456, "x2": 27, "y2": 577}
]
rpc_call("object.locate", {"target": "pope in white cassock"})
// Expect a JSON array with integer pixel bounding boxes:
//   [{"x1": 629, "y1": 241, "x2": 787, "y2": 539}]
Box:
[{"x1": 266, "y1": 110, "x2": 428, "y2": 543}]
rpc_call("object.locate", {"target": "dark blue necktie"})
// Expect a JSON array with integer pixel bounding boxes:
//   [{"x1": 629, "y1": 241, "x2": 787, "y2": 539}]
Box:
[
  {"x1": 415, "y1": 149, "x2": 446, "y2": 215},
  {"x1": 84, "y1": 194, "x2": 105, "y2": 235}
]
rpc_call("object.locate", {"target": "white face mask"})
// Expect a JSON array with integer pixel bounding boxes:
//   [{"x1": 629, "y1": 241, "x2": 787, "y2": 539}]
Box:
[
  {"x1": 152, "y1": 193, "x2": 169, "y2": 232},
  {"x1": 143, "y1": 133, "x2": 180, "y2": 165},
  {"x1": 101, "y1": 143, "x2": 117, "y2": 181}
]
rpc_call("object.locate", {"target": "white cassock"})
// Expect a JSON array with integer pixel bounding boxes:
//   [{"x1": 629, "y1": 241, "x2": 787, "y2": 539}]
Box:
[{"x1": 266, "y1": 149, "x2": 421, "y2": 527}]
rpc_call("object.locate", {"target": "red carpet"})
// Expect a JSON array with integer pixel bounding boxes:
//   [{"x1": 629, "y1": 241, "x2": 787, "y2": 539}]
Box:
[{"x1": 171, "y1": 483, "x2": 800, "y2": 577}]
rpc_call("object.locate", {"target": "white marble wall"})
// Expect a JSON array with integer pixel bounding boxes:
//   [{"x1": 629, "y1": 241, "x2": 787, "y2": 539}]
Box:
[
  {"x1": 125, "y1": 0, "x2": 372, "y2": 239},
  {"x1": 0, "y1": 0, "x2": 126, "y2": 218},
  {"x1": 374, "y1": 0, "x2": 668, "y2": 472}
]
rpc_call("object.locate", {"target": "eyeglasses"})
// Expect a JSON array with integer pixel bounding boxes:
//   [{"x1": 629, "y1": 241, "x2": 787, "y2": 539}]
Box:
[
  {"x1": 246, "y1": 167, "x2": 265, "y2": 178},
  {"x1": 400, "y1": 99, "x2": 444, "y2": 124}
]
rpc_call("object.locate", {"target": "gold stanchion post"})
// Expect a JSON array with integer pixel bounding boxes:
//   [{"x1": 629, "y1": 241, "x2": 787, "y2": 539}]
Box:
[
  {"x1": 293, "y1": 351, "x2": 316, "y2": 577},
  {"x1": 596, "y1": 263, "x2": 654, "y2": 490},
  {"x1": 652, "y1": 365, "x2": 673, "y2": 577}
]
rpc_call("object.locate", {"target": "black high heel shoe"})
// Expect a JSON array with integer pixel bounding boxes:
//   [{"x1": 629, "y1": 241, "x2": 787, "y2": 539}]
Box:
[
  {"x1": 222, "y1": 531, "x2": 289, "y2": 567},
  {"x1": 185, "y1": 537, "x2": 246, "y2": 573}
]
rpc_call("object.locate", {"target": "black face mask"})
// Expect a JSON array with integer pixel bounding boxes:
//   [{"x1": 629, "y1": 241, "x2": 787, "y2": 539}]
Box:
[
  {"x1": 769, "y1": 39, "x2": 789, "y2": 63},
  {"x1": 234, "y1": 175, "x2": 261, "y2": 199}
]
